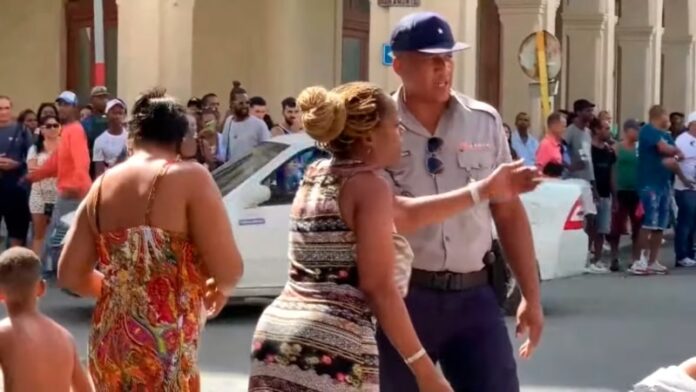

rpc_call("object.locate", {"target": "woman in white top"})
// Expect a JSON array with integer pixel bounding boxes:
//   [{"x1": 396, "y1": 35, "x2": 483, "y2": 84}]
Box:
[{"x1": 26, "y1": 115, "x2": 60, "y2": 256}]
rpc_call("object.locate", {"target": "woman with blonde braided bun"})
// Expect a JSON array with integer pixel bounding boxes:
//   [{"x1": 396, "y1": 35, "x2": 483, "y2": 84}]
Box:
[{"x1": 248, "y1": 82, "x2": 540, "y2": 391}]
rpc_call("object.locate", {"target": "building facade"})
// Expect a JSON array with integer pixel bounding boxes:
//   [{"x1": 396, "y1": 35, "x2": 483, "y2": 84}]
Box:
[{"x1": 1, "y1": 0, "x2": 695, "y2": 134}]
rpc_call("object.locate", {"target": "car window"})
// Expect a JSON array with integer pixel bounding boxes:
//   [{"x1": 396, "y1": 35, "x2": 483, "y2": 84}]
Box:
[
  {"x1": 212, "y1": 141, "x2": 289, "y2": 196},
  {"x1": 260, "y1": 147, "x2": 330, "y2": 206}
]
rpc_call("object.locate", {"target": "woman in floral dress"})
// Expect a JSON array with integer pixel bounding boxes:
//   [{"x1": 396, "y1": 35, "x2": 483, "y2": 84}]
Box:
[
  {"x1": 58, "y1": 88, "x2": 244, "y2": 391},
  {"x1": 248, "y1": 82, "x2": 540, "y2": 391}
]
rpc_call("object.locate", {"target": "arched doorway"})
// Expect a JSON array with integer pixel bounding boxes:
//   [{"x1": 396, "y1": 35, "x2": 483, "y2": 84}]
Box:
[
  {"x1": 65, "y1": 0, "x2": 118, "y2": 102},
  {"x1": 476, "y1": 0, "x2": 501, "y2": 108}
]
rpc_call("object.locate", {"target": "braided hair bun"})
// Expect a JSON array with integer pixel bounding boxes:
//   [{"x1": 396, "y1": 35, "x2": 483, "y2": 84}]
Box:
[
  {"x1": 297, "y1": 82, "x2": 390, "y2": 153},
  {"x1": 297, "y1": 86, "x2": 347, "y2": 145}
]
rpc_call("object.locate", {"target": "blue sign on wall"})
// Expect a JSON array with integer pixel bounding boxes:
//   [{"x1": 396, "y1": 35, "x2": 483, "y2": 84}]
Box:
[{"x1": 382, "y1": 44, "x2": 394, "y2": 66}]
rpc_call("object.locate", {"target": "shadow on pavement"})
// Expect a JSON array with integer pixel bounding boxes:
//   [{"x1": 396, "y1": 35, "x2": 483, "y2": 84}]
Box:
[{"x1": 210, "y1": 303, "x2": 266, "y2": 324}]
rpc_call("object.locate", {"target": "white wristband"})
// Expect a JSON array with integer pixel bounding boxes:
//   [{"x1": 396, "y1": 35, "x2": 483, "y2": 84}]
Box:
[
  {"x1": 404, "y1": 348, "x2": 427, "y2": 365},
  {"x1": 470, "y1": 184, "x2": 481, "y2": 204}
]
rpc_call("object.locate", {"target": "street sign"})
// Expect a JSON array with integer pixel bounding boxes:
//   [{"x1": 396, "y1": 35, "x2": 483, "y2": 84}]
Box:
[
  {"x1": 378, "y1": 0, "x2": 421, "y2": 7},
  {"x1": 518, "y1": 31, "x2": 561, "y2": 81},
  {"x1": 382, "y1": 44, "x2": 394, "y2": 66}
]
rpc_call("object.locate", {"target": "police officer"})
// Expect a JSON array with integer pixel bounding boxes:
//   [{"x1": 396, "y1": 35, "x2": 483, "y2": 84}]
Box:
[{"x1": 377, "y1": 12, "x2": 544, "y2": 391}]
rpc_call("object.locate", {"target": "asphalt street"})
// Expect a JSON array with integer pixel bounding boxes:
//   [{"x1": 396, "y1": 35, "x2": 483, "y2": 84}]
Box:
[{"x1": 1, "y1": 239, "x2": 694, "y2": 391}]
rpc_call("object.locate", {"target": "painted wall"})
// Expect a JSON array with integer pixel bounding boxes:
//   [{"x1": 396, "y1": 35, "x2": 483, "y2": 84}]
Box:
[
  {"x1": 192, "y1": 0, "x2": 340, "y2": 119},
  {"x1": 0, "y1": 0, "x2": 64, "y2": 113}
]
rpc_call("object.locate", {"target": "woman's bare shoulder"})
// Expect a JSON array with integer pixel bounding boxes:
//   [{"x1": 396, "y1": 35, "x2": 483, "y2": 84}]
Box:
[
  {"x1": 341, "y1": 170, "x2": 392, "y2": 204},
  {"x1": 164, "y1": 161, "x2": 218, "y2": 194},
  {"x1": 104, "y1": 159, "x2": 213, "y2": 192},
  {"x1": 166, "y1": 160, "x2": 211, "y2": 176}
]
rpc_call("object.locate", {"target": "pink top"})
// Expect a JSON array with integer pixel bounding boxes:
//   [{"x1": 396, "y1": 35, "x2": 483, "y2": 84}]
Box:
[{"x1": 536, "y1": 135, "x2": 563, "y2": 170}]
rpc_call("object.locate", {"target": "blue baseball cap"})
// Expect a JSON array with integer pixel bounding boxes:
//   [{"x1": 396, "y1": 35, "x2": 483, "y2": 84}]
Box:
[
  {"x1": 56, "y1": 91, "x2": 78, "y2": 106},
  {"x1": 390, "y1": 12, "x2": 470, "y2": 54}
]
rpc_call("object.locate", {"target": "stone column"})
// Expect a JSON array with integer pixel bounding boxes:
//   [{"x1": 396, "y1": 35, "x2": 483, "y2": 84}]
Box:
[
  {"x1": 662, "y1": 0, "x2": 696, "y2": 115},
  {"x1": 496, "y1": 0, "x2": 559, "y2": 135},
  {"x1": 369, "y1": 0, "x2": 479, "y2": 97},
  {"x1": 560, "y1": 0, "x2": 616, "y2": 113},
  {"x1": 616, "y1": 0, "x2": 663, "y2": 121},
  {"x1": 116, "y1": 0, "x2": 196, "y2": 106}
]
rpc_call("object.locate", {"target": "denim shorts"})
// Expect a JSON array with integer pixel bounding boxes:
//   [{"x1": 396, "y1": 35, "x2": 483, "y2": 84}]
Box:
[{"x1": 639, "y1": 186, "x2": 671, "y2": 230}]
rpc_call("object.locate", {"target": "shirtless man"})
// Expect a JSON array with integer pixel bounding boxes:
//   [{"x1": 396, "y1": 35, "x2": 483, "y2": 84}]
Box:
[
  {"x1": 0, "y1": 247, "x2": 92, "y2": 392},
  {"x1": 270, "y1": 97, "x2": 303, "y2": 137}
]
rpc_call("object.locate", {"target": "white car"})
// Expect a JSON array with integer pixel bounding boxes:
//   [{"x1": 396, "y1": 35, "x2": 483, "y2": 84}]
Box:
[{"x1": 62, "y1": 133, "x2": 590, "y2": 310}]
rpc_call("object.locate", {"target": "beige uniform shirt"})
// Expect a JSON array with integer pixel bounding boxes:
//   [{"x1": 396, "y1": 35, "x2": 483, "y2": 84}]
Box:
[{"x1": 384, "y1": 89, "x2": 512, "y2": 273}]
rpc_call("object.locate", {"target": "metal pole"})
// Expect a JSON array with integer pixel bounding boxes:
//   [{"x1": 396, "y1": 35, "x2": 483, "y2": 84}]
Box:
[
  {"x1": 93, "y1": 0, "x2": 106, "y2": 86},
  {"x1": 535, "y1": 31, "x2": 550, "y2": 135}
]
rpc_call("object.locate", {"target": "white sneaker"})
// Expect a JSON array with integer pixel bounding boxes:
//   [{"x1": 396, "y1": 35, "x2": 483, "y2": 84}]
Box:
[
  {"x1": 585, "y1": 263, "x2": 610, "y2": 274},
  {"x1": 677, "y1": 258, "x2": 696, "y2": 267},
  {"x1": 628, "y1": 259, "x2": 650, "y2": 275},
  {"x1": 648, "y1": 261, "x2": 668, "y2": 274}
]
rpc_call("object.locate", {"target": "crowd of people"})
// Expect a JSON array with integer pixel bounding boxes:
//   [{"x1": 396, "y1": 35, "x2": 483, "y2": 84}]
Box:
[
  {"x1": 0, "y1": 11, "x2": 547, "y2": 392},
  {"x1": 0, "y1": 9, "x2": 694, "y2": 392},
  {"x1": 504, "y1": 101, "x2": 696, "y2": 276},
  {"x1": 0, "y1": 80, "x2": 306, "y2": 272}
]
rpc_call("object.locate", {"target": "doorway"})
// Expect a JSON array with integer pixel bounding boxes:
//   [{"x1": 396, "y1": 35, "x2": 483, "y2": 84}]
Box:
[
  {"x1": 65, "y1": 0, "x2": 118, "y2": 103},
  {"x1": 476, "y1": 0, "x2": 501, "y2": 108},
  {"x1": 342, "y1": 0, "x2": 370, "y2": 83}
]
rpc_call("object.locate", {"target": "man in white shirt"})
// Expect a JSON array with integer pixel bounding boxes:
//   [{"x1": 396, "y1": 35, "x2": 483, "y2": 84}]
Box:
[
  {"x1": 673, "y1": 112, "x2": 696, "y2": 267},
  {"x1": 221, "y1": 82, "x2": 270, "y2": 163},
  {"x1": 92, "y1": 99, "x2": 127, "y2": 177}
]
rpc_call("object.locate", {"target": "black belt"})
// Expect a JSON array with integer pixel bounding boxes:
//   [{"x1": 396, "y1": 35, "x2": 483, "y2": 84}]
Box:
[{"x1": 410, "y1": 268, "x2": 488, "y2": 291}]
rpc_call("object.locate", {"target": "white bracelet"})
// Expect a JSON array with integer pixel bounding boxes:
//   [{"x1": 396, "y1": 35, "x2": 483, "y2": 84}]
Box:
[
  {"x1": 470, "y1": 184, "x2": 481, "y2": 204},
  {"x1": 404, "y1": 348, "x2": 427, "y2": 365}
]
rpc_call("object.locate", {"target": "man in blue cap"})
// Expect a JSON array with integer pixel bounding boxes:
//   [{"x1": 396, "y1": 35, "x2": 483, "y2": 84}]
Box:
[{"x1": 378, "y1": 12, "x2": 544, "y2": 391}]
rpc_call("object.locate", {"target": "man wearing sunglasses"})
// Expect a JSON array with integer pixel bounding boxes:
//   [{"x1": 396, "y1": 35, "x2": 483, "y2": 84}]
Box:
[{"x1": 377, "y1": 12, "x2": 543, "y2": 392}]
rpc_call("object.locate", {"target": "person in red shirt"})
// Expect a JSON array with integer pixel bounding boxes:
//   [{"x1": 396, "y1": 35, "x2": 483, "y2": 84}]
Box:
[
  {"x1": 536, "y1": 112, "x2": 567, "y2": 177},
  {"x1": 27, "y1": 91, "x2": 91, "y2": 277}
]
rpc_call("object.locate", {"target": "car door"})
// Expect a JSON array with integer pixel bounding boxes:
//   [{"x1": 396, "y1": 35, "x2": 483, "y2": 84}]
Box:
[{"x1": 234, "y1": 147, "x2": 330, "y2": 290}]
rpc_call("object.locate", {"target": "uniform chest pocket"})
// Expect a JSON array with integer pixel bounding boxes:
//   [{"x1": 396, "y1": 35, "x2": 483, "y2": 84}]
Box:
[{"x1": 457, "y1": 151, "x2": 496, "y2": 181}]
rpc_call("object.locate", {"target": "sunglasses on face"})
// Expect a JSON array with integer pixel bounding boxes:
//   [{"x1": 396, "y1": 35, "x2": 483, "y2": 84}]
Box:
[
  {"x1": 43, "y1": 123, "x2": 60, "y2": 129},
  {"x1": 426, "y1": 137, "x2": 444, "y2": 175}
]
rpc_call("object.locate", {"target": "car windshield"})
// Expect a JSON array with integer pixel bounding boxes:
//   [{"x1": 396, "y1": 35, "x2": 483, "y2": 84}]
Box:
[{"x1": 212, "y1": 141, "x2": 289, "y2": 195}]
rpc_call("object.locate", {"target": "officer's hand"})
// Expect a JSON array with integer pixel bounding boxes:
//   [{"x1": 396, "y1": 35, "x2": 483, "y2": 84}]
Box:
[
  {"x1": 516, "y1": 297, "x2": 544, "y2": 359},
  {"x1": 483, "y1": 160, "x2": 542, "y2": 202}
]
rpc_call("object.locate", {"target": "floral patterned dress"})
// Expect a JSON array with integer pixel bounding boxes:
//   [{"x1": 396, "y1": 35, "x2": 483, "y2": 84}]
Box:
[
  {"x1": 86, "y1": 165, "x2": 206, "y2": 391},
  {"x1": 249, "y1": 159, "x2": 412, "y2": 392}
]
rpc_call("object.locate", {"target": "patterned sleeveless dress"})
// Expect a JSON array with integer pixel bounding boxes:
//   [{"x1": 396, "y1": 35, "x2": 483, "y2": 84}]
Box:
[
  {"x1": 86, "y1": 164, "x2": 206, "y2": 391},
  {"x1": 248, "y1": 159, "x2": 413, "y2": 392}
]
